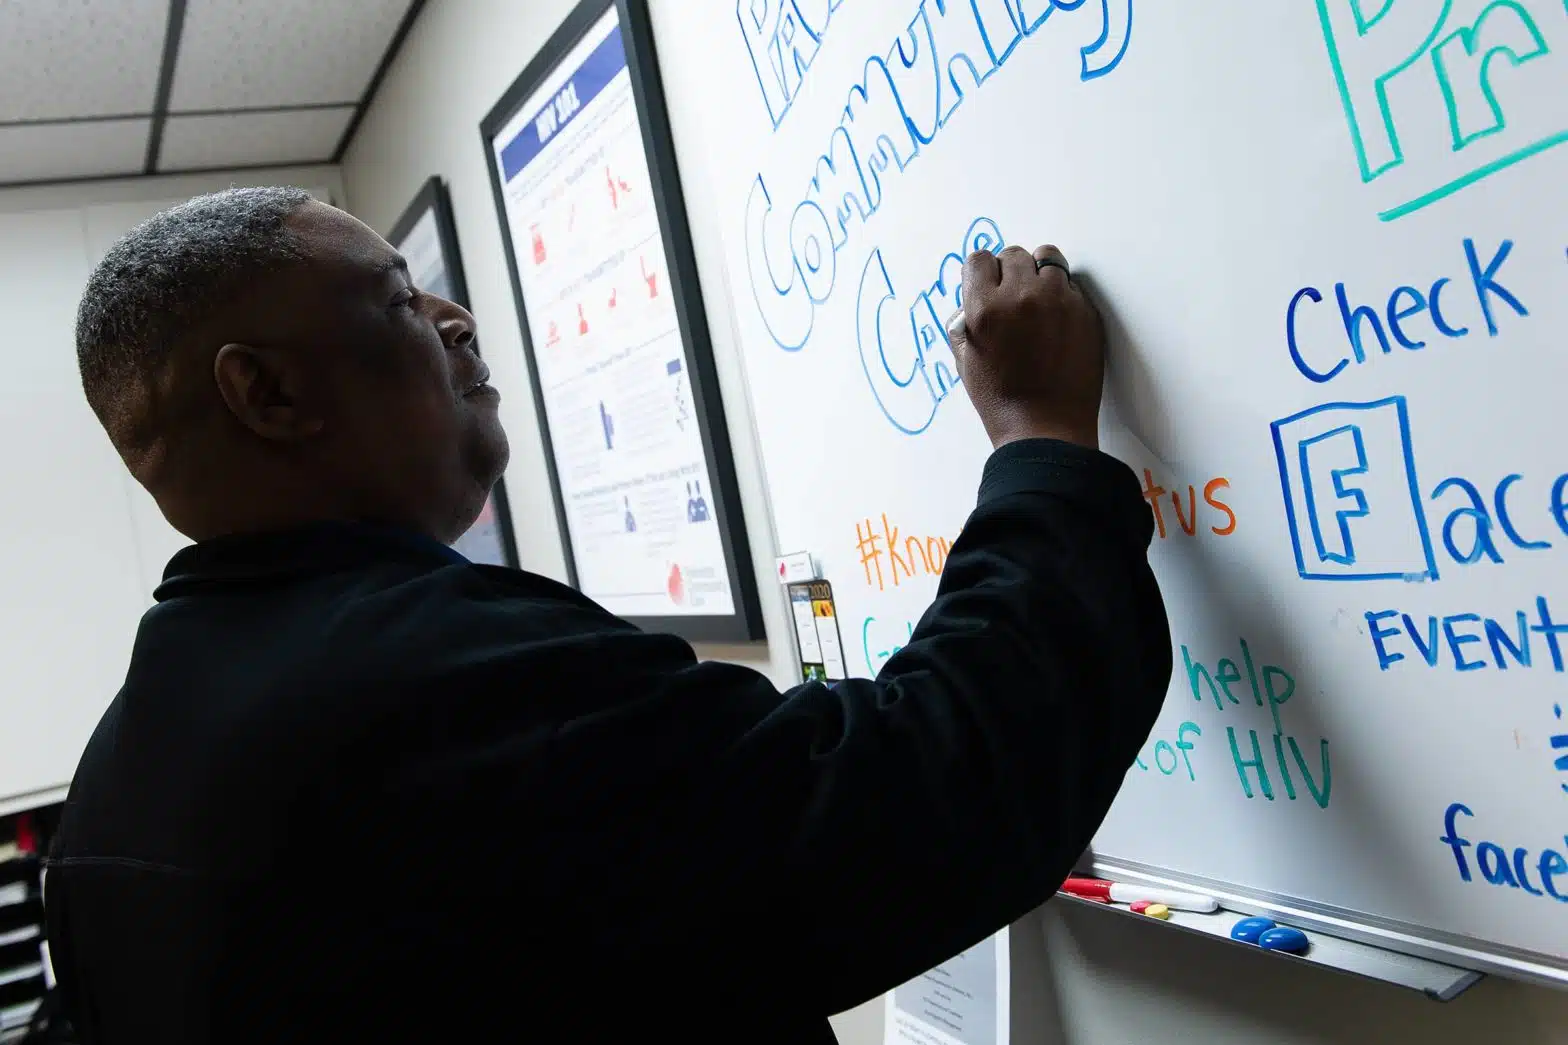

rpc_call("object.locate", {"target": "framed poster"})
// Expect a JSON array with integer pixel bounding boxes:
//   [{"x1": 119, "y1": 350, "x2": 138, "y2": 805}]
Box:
[
  {"x1": 387, "y1": 176, "x2": 521, "y2": 569},
  {"x1": 479, "y1": 0, "x2": 762, "y2": 642}
]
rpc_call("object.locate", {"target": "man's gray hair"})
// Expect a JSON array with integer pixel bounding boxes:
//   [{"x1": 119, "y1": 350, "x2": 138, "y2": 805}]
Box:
[{"x1": 76, "y1": 185, "x2": 315, "y2": 452}]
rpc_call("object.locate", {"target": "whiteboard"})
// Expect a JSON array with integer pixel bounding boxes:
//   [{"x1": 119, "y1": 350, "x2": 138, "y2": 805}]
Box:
[{"x1": 684, "y1": 0, "x2": 1568, "y2": 984}]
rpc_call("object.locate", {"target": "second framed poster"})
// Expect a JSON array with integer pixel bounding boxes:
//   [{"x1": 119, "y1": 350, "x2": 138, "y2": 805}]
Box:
[{"x1": 480, "y1": 0, "x2": 761, "y2": 641}]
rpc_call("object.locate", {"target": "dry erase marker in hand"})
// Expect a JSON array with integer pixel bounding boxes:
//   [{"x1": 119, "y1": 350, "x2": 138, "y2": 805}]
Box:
[
  {"x1": 947, "y1": 308, "x2": 967, "y2": 340},
  {"x1": 1060, "y1": 877, "x2": 1220, "y2": 913}
]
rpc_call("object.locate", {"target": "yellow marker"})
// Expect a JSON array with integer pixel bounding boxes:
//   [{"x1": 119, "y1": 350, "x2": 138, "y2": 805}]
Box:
[{"x1": 1142, "y1": 903, "x2": 1171, "y2": 920}]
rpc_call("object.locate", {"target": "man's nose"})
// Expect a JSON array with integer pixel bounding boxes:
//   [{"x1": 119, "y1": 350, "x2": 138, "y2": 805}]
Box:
[{"x1": 432, "y1": 298, "x2": 478, "y2": 350}]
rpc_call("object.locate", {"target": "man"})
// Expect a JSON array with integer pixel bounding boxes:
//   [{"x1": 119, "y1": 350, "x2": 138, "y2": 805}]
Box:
[{"x1": 46, "y1": 187, "x2": 1171, "y2": 1043}]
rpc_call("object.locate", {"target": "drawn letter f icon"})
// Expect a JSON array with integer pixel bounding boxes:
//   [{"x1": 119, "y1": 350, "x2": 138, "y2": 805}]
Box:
[
  {"x1": 1301, "y1": 424, "x2": 1371, "y2": 566},
  {"x1": 1271, "y1": 396, "x2": 1437, "y2": 582}
]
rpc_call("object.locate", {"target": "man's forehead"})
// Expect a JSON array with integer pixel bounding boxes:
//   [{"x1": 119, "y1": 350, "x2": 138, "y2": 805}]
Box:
[{"x1": 284, "y1": 200, "x2": 402, "y2": 275}]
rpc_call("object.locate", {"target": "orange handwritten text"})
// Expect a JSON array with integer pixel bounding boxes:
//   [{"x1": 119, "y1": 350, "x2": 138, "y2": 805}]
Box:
[
  {"x1": 1140, "y1": 470, "x2": 1238, "y2": 539},
  {"x1": 855, "y1": 514, "x2": 955, "y2": 591}
]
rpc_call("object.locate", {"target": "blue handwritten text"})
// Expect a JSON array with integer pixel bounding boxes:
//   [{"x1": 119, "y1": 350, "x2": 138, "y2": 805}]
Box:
[
  {"x1": 744, "y1": 0, "x2": 1133, "y2": 352},
  {"x1": 1440, "y1": 802, "x2": 1568, "y2": 903}
]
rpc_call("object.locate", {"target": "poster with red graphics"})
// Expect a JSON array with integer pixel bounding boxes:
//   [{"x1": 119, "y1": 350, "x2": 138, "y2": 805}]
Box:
[{"x1": 489, "y1": 7, "x2": 734, "y2": 619}]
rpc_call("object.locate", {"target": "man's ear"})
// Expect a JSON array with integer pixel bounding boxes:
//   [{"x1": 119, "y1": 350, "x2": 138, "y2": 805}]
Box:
[{"x1": 212, "y1": 343, "x2": 325, "y2": 441}]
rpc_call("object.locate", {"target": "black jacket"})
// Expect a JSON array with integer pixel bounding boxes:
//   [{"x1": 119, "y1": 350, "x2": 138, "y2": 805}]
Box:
[{"x1": 45, "y1": 439, "x2": 1170, "y2": 1043}]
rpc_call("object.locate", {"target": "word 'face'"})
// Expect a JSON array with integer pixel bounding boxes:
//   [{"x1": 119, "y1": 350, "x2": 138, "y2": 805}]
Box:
[
  {"x1": 1439, "y1": 802, "x2": 1568, "y2": 905},
  {"x1": 1273, "y1": 395, "x2": 1568, "y2": 583}
]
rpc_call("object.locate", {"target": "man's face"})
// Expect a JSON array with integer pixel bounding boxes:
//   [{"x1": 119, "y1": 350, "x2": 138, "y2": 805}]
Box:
[{"x1": 273, "y1": 201, "x2": 509, "y2": 541}]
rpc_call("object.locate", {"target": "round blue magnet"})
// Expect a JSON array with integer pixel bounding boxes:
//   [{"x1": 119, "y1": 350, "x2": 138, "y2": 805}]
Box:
[
  {"x1": 1229, "y1": 917, "x2": 1276, "y2": 944},
  {"x1": 1258, "y1": 926, "x2": 1310, "y2": 954}
]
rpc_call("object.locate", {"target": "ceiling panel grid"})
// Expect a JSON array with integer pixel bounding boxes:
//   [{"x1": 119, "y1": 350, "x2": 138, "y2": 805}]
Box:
[
  {"x1": 0, "y1": 0, "x2": 168, "y2": 122},
  {"x1": 169, "y1": 0, "x2": 414, "y2": 111},
  {"x1": 0, "y1": 0, "x2": 421, "y2": 187},
  {"x1": 159, "y1": 106, "x2": 355, "y2": 170},
  {"x1": 0, "y1": 120, "x2": 152, "y2": 184}
]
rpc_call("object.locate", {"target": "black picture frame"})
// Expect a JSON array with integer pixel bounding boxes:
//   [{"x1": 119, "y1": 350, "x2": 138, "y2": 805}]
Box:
[
  {"x1": 387, "y1": 176, "x2": 522, "y2": 570},
  {"x1": 479, "y1": 0, "x2": 762, "y2": 643}
]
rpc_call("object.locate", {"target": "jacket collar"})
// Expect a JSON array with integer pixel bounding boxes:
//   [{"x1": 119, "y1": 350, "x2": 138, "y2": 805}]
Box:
[{"x1": 155, "y1": 522, "x2": 469, "y2": 601}]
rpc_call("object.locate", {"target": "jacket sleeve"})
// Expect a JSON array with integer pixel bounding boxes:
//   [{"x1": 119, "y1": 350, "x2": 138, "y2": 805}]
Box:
[
  {"x1": 375, "y1": 438, "x2": 1171, "y2": 1017},
  {"x1": 647, "y1": 437, "x2": 1172, "y2": 1012}
]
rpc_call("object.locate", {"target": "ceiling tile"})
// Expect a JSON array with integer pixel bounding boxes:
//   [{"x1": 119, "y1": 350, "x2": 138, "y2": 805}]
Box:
[
  {"x1": 0, "y1": 119, "x2": 150, "y2": 185},
  {"x1": 169, "y1": 0, "x2": 414, "y2": 110},
  {"x1": 0, "y1": 0, "x2": 168, "y2": 121},
  {"x1": 157, "y1": 107, "x2": 354, "y2": 171}
]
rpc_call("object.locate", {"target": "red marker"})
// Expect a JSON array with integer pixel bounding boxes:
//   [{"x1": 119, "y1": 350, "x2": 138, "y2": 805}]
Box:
[{"x1": 1060, "y1": 877, "x2": 1219, "y2": 913}]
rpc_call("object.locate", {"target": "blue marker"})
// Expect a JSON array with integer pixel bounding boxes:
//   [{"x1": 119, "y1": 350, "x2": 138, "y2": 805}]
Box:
[
  {"x1": 1229, "y1": 917, "x2": 1276, "y2": 944},
  {"x1": 1258, "y1": 926, "x2": 1311, "y2": 954}
]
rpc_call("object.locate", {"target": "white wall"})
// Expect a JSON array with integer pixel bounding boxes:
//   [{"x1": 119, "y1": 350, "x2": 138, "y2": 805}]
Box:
[
  {"x1": 0, "y1": 165, "x2": 342, "y2": 816},
  {"x1": 0, "y1": 164, "x2": 344, "y2": 602},
  {"x1": 336, "y1": 5, "x2": 1568, "y2": 1043}
]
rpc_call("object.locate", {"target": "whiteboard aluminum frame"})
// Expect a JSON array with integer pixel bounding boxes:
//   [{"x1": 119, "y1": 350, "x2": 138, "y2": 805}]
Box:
[
  {"x1": 478, "y1": 0, "x2": 763, "y2": 642},
  {"x1": 1046, "y1": 894, "x2": 1484, "y2": 1002},
  {"x1": 1091, "y1": 856, "x2": 1565, "y2": 990}
]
